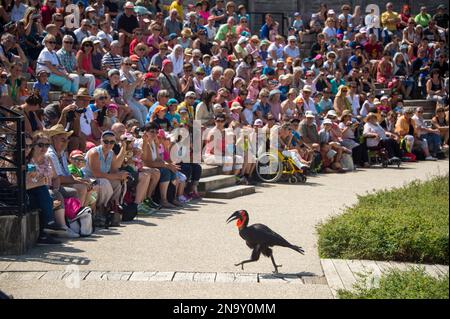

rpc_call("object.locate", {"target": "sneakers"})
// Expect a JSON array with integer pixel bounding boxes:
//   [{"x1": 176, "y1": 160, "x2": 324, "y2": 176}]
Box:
[
  {"x1": 425, "y1": 156, "x2": 438, "y2": 161},
  {"x1": 144, "y1": 198, "x2": 162, "y2": 210},
  {"x1": 178, "y1": 195, "x2": 190, "y2": 204},
  {"x1": 57, "y1": 227, "x2": 80, "y2": 238},
  {"x1": 188, "y1": 192, "x2": 202, "y2": 200},
  {"x1": 137, "y1": 202, "x2": 154, "y2": 215},
  {"x1": 43, "y1": 221, "x2": 68, "y2": 235},
  {"x1": 37, "y1": 235, "x2": 62, "y2": 245},
  {"x1": 171, "y1": 199, "x2": 184, "y2": 207}
]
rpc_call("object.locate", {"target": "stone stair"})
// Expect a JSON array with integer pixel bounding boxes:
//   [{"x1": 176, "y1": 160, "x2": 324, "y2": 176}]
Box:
[
  {"x1": 198, "y1": 164, "x2": 256, "y2": 199},
  {"x1": 404, "y1": 100, "x2": 436, "y2": 120}
]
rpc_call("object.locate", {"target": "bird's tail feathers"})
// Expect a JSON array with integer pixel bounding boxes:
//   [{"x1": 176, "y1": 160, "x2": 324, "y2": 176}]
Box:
[{"x1": 290, "y1": 245, "x2": 305, "y2": 255}]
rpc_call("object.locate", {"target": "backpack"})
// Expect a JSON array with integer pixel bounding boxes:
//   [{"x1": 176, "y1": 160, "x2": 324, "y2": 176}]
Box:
[
  {"x1": 64, "y1": 198, "x2": 94, "y2": 236},
  {"x1": 120, "y1": 202, "x2": 138, "y2": 222}
]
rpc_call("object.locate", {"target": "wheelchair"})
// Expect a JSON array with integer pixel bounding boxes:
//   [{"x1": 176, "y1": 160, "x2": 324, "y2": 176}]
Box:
[
  {"x1": 366, "y1": 142, "x2": 401, "y2": 168},
  {"x1": 255, "y1": 151, "x2": 307, "y2": 184}
]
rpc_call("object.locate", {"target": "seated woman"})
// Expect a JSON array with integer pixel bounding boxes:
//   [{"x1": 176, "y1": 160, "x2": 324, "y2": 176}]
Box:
[
  {"x1": 28, "y1": 132, "x2": 79, "y2": 239},
  {"x1": 204, "y1": 114, "x2": 243, "y2": 176},
  {"x1": 141, "y1": 122, "x2": 181, "y2": 208},
  {"x1": 395, "y1": 107, "x2": 435, "y2": 160},
  {"x1": 363, "y1": 112, "x2": 401, "y2": 161},
  {"x1": 339, "y1": 110, "x2": 369, "y2": 167},
  {"x1": 426, "y1": 69, "x2": 448, "y2": 105},
  {"x1": 83, "y1": 131, "x2": 129, "y2": 224},
  {"x1": 431, "y1": 106, "x2": 449, "y2": 149}
]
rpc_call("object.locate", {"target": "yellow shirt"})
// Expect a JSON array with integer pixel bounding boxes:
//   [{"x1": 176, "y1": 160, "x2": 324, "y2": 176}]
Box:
[
  {"x1": 177, "y1": 101, "x2": 194, "y2": 120},
  {"x1": 381, "y1": 11, "x2": 400, "y2": 32},
  {"x1": 169, "y1": 1, "x2": 184, "y2": 20}
]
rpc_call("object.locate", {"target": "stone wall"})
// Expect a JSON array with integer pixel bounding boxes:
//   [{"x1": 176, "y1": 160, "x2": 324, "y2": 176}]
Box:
[{"x1": 0, "y1": 211, "x2": 40, "y2": 255}]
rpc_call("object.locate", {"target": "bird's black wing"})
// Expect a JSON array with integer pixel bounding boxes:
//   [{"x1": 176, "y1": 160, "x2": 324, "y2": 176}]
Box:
[{"x1": 243, "y1": 223, "x2": 293, "y2": 248}]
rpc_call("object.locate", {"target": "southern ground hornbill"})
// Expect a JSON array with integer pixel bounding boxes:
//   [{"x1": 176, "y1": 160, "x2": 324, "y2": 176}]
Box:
[{"x1": 226, "y1": 210, "x2": 305, "y2": 273}]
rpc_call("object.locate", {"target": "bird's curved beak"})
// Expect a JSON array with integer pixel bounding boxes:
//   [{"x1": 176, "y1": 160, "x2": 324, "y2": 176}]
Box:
[{"x1": 226, "y1": 211, "x2": 241, "y2": 224}]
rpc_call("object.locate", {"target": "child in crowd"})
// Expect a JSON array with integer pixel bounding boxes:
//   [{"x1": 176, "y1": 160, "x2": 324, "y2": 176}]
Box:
[
  {"x1": 318, "y1": 89, "x2": 333, "y2": 116},
  {"x1": 230, "y1": 102, "x2": 243, "y2": 124},
  {"x1": 232, "y1": 77, "x2": 245, "y2": 99},
  {"x1": 246, "y1": 77, "x2": 260, "y2": 103},
  {"x1": 103, "y1": 103, "x2": 119, "y2": 130},
  {"x1": 242, "y1": 99, "x2": 254, "y2": 126},
  {"x1": 68, "y1": 150, "x2": 97, "y2": 213},
  {"x1": 33, "y1": 70, "x2": 51, "y2": 105},
  {"x1": 18, "y1": 77, "x2": 30, "y2": 104},
  {"x1": 201, "y1": 54, "x2": 212, "y2": 76}
]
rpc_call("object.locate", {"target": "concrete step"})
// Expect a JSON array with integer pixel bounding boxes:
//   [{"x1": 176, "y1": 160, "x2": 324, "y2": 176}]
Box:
[
  {"x1": 423, "y1": 112, "x2": 434, "y2": 120},
  {"x1": 200, "y1": 164, "x2": 222, "y2": 178},
  {"x1": 404, "y1": 100, "x2": 436, "y2": 109},
  {"x1": 205, "y1": 185, "x2": 256, "y2": 199},
  {"x1": 374, "y1": 88, "x2": 391, "y2": 97},
  {"x1": 198, "y1": 175, "x2": 237, "y2": 192}
]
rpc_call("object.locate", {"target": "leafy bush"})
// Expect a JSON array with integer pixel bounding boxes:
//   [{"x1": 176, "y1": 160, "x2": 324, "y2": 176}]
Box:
[
  {"x1": 317, "y1": 175, "x2": 449, "y2": 264},
  {"x1": 338, "y1": 267, "x2": 449, "y2": 299}
]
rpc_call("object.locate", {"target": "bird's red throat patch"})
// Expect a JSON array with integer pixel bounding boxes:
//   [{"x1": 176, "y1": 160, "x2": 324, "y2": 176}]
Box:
[{"x1": 236, "y1": 211, "x2": 247, "y2": 228}]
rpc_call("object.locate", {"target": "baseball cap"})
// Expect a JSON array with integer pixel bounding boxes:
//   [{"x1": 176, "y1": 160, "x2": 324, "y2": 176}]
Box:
[
  {"x1": 108, "y1": 69, "x2": 120, "y2": 77},
  {"x1": 254, "y1": 119, "x2": 263, "y2": 126},
  {"x1": 168, "y1": 33, "x2": 177, "y2": 40},
  {"x1": 326, "y1": 110, "x2": 338, "y2": 118},
  {"x1": 288, "y1": 35, "x2": 297, "y2": 42},
  {"x1": 162, "y1": 59, "x2": 172, "y2": 68},
  {"x1": 69, "y1": 150, "x2": 84, "y2": 158},
  {"x1": 305, "y1": 111, "x2": 315, "y2": 118},
  {"x1": 322, "y1": 119, "x2": 333, "y2": 125},
  {"x1": 167, "y1": 98, "x2": 178, "y2": 105},
  {"x1": 185, "y1": 91, "x2": 196, "y2": 98},
  {"x1": 294, "y1": 12, "x2": 300, "y2": 17},
  {"x1": 144, "y1": 72, "x2": 155, "y2": 80}
]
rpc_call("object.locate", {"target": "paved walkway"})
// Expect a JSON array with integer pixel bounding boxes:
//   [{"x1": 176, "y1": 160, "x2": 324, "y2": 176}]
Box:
[
  {"x1": 321, "y1": 259, "x2": 449, "y2": 298},
  {"x1": 0, "y1": 160, "x2": 448, "y2": 298}
]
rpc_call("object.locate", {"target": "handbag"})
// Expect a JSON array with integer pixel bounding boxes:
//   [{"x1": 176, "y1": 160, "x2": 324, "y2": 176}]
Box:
[{"x1": 163, "y1": 72, "x2": 183, "y2": 101}]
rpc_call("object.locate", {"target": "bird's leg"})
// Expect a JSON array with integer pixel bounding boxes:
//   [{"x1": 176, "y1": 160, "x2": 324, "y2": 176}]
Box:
[
  {"x1": 235, "y1": 247, "x2": 261, "y2": 271},
  {"x1": 270, "y1": 254, "x2": 282, "y2": 274}
]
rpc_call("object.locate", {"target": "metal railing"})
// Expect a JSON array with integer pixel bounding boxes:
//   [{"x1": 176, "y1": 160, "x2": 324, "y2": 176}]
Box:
[{"x1": 0, "y1": 106, "x2": 26, "y2": 216}]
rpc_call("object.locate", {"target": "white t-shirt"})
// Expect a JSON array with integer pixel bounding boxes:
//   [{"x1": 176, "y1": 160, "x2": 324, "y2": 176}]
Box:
[
  {"x1": 37, "y1": 48, "x2": 60, "y2": 74},
  {"x1": 363, "y1": 122, "x2": 387, "y2": 147},
  {"x1": 323, "y1": 27, "x2": 337, "y2": 40},
  {"x1": 80, "y1": 107, "x2": 94, "y2": 136},
  {"x1": 284, "y1": 45, "x2": 300, "y2": 59},
  {"x1": 347, "y1": 94, "x2": 360, "y2": 116}
]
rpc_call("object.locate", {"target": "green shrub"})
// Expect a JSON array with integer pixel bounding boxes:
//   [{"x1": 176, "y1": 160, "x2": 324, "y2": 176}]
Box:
[
  {"x1": 317, "y1": 175, "x2": 449, "y2": 264},
  {"x1": 338, "y1": 267, "x2": 449, "y2": 299}
]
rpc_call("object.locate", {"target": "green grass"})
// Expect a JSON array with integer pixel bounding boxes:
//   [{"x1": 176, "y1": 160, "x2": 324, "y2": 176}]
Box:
[
  {"x1": 317, "y1": 175, "x2": 449, "y2": 265},
  {"x1": 338, "y1": 267, "x2": 449, "y2": 299}
]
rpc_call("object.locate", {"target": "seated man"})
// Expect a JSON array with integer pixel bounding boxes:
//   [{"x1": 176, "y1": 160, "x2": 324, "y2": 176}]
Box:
[
  {"x1": 412, "y1": 107, "x2": 443, "y2": 158},
  {"x1": 298, "y1": 111, "x2": 320, "y2": 151},
  {"x1": 46, "y1": 124, "x2": 90, "y2": 207}
]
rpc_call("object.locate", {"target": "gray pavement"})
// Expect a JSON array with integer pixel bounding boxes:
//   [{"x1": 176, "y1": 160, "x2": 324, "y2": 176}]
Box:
[{"x1": 0, "y1": 160, "x2": 448, "y2": 298}]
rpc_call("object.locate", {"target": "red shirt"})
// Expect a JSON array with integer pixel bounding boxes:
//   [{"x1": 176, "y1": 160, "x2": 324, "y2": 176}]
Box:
[
  {"x1": 40, "y1": 5, "x2": 56, "y2": 27},
  {"x1": 364, "y1": 42, "x2": 382, "y2": 60}
]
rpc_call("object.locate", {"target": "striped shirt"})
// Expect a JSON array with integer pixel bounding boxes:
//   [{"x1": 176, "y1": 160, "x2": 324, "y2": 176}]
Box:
[{"x1": 101, "y1": 52, "x2": 123, "y2": 71}]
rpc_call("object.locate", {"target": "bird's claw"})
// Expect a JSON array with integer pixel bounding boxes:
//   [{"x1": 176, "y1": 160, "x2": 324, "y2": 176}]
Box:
[{"x1": 234, "y1": 263, "x2": 244, "y2": 270}]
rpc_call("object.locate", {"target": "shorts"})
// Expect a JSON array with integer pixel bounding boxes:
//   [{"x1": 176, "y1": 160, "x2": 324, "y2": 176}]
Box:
[{"x1": 159, "y1": 167, "x2": 177, "y2": 183}]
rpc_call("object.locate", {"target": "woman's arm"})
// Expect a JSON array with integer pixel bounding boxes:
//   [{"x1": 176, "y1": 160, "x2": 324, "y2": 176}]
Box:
[
  {"x1": 111, "y1": 142, "x2": 127, "y2": 171},
  {"x1": 75, "y1": 51, "x2": 84, "y2": 74}
]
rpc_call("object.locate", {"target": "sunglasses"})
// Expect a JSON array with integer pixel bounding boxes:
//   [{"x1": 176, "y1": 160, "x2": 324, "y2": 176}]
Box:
[
  {"x1": 25, "y1": 143, "x2": 33, "y2": 148},
  {"x1": 36, "y1": 143, "x2": 51, "y2": 148},
  {"x1": 64, "y1": 41, "x2": 74, "y2": 44},
  {"x1": 147, "y1": 129, "x2": 157, "y2": 134},
  {"x1": 72, "y1": 157, "x2": 86, "y2": 162},
  {"x1": 417, "y1": 110, "x2": 423, "y2": 113},
  {"x1": 98, "y1": 96, "x2": 108, "y2": 100},
  {"x1": 47, "y1": 41, "x2": 56, "y2": 44},
  {"x1": 55, "y1": 19, "x2": 64, "y2": 22},
  {"x1": 84, "y1": 43, "x2": 93, "y2": 47},
  {"x1": 124, "y1": 63, "x2": 133, "y2": 66},
  {"x1": 215, "y1": 119, "x2": 225, "y2": 123},
  {"x1": 102, "y1": 140, "x2": 116, "y2": 145},
  {"x1": 138, "y1": 48, "x2": 146, "y2": 51}
]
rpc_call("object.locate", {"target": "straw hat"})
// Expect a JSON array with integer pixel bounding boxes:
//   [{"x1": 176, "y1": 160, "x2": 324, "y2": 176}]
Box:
[{"x1": 45, "y1": 124, "x2": 74, "y2": 138}]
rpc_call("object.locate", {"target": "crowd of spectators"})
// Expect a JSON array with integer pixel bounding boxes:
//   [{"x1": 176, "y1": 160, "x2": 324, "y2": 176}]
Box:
[{"x1": 0, "y1": 1, "x2": 448, "y2": 244}]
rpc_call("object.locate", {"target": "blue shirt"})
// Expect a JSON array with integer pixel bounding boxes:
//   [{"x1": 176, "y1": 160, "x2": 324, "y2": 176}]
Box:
[
  {"x1": 98, "y1": 81, "x2": 120, "y2": 98},
  {"x1": 252, "y1": 101, "x2": 271, "y2": 117},
  {"x1": 260, "y1": 24, "x2": 270, "y2": 40},
  {"x1": 33, "y1": 81, "x2": 50, "y2": 104},
  {"x1": 145, "y1": 101, "x2": 160, "y2": 123}
]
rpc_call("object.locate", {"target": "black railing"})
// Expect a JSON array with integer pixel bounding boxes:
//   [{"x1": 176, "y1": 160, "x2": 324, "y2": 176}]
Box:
[{"x1": 0, "y1": 106, "x2": 26, "y2": 216}]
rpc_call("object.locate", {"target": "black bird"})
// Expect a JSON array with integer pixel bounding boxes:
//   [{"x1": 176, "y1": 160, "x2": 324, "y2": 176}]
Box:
[{"x1": 226, "y1": 210, "x2": 305, "y2": 273}]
